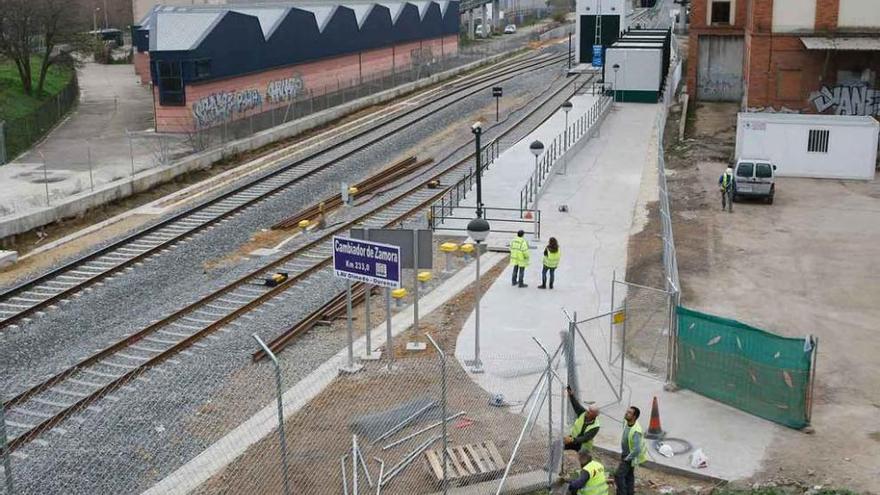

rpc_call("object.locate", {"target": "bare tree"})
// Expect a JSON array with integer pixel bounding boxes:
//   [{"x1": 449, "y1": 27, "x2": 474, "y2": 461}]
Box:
[{"x1": 0, "y1": 0, "x2": 72, "y2": 96}]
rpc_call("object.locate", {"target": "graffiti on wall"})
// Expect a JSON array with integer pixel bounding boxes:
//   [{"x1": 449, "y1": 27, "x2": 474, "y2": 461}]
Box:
[
  {"x1": 191, "y1": 74, "x2": 306, "y2": 128},
  {"x1": 810, "y1": 84, "x2": 880, "y2": 116},
  {"x1": 411, "y1": 47, "x2": 435, "y2": 67},
  {"x1": 266, "y1": 75, "x2": 305, "y2": 104},
  {"x1": 192, "y1": 89, "x2": 262, "y2": 128}
]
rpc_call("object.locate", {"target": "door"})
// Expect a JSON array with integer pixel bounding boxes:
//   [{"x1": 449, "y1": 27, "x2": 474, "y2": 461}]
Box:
[
  {"x1": 734, "y1": 161, "x2": 755, "y2": 194},
  {"x1": 753, "y1": 162, "x2": 774, "y2": 196},
  {"x1": 697, "y1": 35, "x2": 744, "y2": 101}
]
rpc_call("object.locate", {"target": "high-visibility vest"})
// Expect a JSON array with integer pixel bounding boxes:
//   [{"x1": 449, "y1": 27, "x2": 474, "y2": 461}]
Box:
[
  {"x1": 577, "y1": 460, "x2": 608, "y2": 495},
  {"x1": 721, "y1": 172, "x2": 732, "y2": 189},
  {"x1": 570, "y1": 415, "x2": 599, "y2": 452},
  {"x1": 509, "y1": 237, "x2": 530, "y2": 267},
  {"x1": 626, "y1": 421, "x2": 648, "y2": 466},
  {"x1": 543, "y1": 248, "x2": 561, "y2": 268}
]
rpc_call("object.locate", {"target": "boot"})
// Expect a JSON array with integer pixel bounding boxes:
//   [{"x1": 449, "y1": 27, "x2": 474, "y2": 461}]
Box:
[{"x1": 538, "y1": 285, "x2": 546, "y2": 289}]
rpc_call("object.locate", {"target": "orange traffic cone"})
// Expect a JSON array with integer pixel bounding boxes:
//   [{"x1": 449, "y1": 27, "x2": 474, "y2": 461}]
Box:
[{"x1": 645, "y1": 396, "x2": 665, "y2": 439}]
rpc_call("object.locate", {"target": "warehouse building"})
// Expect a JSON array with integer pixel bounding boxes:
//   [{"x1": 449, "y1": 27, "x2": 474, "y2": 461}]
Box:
[
  {"x1": 133, "y1": 1, "x2": 460, "y2": 132},
  {"x1": 688, "y1": 0, "x2": 880, "y2": 116}
]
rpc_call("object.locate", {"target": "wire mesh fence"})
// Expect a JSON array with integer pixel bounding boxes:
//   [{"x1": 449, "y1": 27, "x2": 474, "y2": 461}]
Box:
[{"x1": 0, "y1": 74, "x2": 79, "y2": 165}]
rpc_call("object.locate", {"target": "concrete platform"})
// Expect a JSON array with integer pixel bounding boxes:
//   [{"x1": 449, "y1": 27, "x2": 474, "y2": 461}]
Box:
[{"x1": 451, "y1": 101, "x2": 779, "y2": 481}]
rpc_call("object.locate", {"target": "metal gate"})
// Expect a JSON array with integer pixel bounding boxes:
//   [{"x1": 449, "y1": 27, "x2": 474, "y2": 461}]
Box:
[{"x1": 697, "y1": 35, "x2": 744, "y2": 102}]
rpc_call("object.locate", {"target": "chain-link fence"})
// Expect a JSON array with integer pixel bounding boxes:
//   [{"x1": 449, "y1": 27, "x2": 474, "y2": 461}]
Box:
[
  {"x1": 0, "y1": 74, "x2": 79, "y2": 165},
  {"x1": 609, "y1": 277, "x2": 676, "y2": 380}
]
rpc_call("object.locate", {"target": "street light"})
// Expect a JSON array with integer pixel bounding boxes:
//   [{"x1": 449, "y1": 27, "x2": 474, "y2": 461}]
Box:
[
  {"x1": 466, "y1": 216, "x2": 490, "y2": 374},
  {"x1": 612, "y1": 63, "x2": 621, "y2": 103},
  {"x1": 529, "y1": 140, "x2": 544, "y2": 240},
  {"x1": 472, "y1": 121, "x2": 484, "y2": 218},
  {"x1": 561, "y1": 101, "x2": 573, "y2": 175}
]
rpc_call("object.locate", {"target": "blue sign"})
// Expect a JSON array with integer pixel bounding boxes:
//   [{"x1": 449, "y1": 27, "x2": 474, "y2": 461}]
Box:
[
  {"x1": 592, "y1": 45, "x2": 603, "y2": 67},
  {"x1": 333, "y1": 236, "x2": 401, "y2": 288}
]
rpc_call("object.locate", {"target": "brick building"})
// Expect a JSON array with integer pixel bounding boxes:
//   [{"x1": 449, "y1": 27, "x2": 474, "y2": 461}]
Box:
[
  {"x1": 133, "y1": 1, "x2": 459, "y2": 132},
  {"x1": 688, "y1": 0, "x2": 880, "y2": 116}
]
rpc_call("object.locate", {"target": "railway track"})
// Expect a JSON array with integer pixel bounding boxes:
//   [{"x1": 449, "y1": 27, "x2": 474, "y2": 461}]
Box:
[
  {"x1": 0, "y1": 51, "x2": 567, "y2": 331},
  {"x1": 2, "y1": 66, "x2": 592, "y2": 454}
]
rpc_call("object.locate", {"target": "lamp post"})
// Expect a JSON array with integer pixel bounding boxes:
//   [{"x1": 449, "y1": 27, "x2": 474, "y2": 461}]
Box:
[
  {"x1": 466, "y1": 216, "x2": 490, "y2": 374},
  {"x1": 471, "y1": 121, "x2": 484, "y2": 218},
  {"x1": 529, "y1": 140, "x2": 544, "y2": 240},
  {"x1": 561, "y1": 101, "x2": 573, "y2": 175},
  {"x1": 612, "y1": 63, "x2": 621, "y2": 103}
]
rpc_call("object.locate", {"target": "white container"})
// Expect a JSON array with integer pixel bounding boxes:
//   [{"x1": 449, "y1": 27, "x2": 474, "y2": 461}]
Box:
[
  {"x1": 604, "y1": 47, "x2": 662, "y2": 93},
  {"x1": 736, "y1": 113, "x2": 879, "y2": 180}
]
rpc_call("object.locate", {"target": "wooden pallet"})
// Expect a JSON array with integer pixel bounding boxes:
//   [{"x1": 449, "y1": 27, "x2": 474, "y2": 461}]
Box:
[{"x1": 424, "y1": 441, "x2": 506, "y2": 486}]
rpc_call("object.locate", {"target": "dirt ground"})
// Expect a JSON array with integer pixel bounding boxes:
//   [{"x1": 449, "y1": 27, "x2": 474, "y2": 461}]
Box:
[{"x1": 659, "y1": 101, "x2": 880, "y2": 493}]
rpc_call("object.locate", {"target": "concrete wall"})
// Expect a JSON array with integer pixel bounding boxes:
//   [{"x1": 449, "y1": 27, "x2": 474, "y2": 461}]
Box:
[
  {"x1": 133, "y1": 52, "x2": 151, "y2": 85},
  {"x1": 155, "y1": 35, "x2": 458, "y2": 132},
  {"x1": 735, "y1": 113, "x2": 879, "y2": 180},
  {"x1": 0, "y1": 47, "x2": 510, "y2": 241},
  {"x1": 696, "y1": 34, "x2": 743, "y2": 101}
]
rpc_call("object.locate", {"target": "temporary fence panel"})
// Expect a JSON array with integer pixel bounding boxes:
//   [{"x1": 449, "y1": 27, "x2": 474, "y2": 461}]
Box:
[{"x1": 676, "y1": 306, "x2": 816, "y2": 429}]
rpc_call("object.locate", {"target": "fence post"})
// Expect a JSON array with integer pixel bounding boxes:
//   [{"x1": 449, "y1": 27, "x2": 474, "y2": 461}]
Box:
[
  {"x1": 1, "y1": 400, "x2": 13, "y2": 495},
  {"x1": 425, "y1": 334, "x2": 448, "y2": 495},
  {"x1": 252, "y1": 334, "x2": 292, "y2": 495},
  {"x1": 0, "y1": 121, "x2": 6, "y2": 165}
]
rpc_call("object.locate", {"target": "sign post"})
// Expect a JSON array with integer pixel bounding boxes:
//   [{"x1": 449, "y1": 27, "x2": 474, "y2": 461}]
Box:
[
  {"x1": 492, "y1": 86, "x2": 503, "y2": 121},
  {"x1": 333, "y1": 236, "x2": 401, "y2": 373}
]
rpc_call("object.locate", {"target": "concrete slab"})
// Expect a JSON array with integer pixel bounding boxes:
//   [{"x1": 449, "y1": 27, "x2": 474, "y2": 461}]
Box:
[{"x1": 451, "y1": 102, "x2": 778, "y2": 482}]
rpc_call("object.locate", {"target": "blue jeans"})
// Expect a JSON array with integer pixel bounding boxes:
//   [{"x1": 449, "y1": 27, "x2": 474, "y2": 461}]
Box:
[
  {"x1": 541, "y1": 266, "x2": 556, "y2": 288},
  {"x1": 511, "y1": 265, "x2": 525, "y2": 286}
]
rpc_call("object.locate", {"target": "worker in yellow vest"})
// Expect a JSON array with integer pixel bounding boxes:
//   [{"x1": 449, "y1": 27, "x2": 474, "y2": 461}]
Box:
[
  {"x1": 509, "y1": 230, "x2": 530, "y2": 288},
  {"x1": 538, "y1": 237, "x2": 561, "y2": 289},
  {"x1": 567, "y1": 451, "x2": 610, "y2": 495},
  {"x1": 614, "y1": 406, "x2": 648, "y2": 495},
  {"x1": 564, "y1": 386, "x2": 600, "y2": 453}
]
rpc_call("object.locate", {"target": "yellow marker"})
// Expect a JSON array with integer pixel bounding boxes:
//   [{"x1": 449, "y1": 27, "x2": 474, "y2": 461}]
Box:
[
  {"x1": 348, "y1": 186, "x2": 359, "y2": 195},
  {"x1": 439, "y1": 242, "x2": 458, "y2": 253},
  {"x1": 391, "y1": 288, "x2": 408, "y2": 299},
  {"x1": 459, "y1": 243, "x2": 475, "y2": 254},
  {"x1": 613, "y1": 311, "x2": 626, "y2": 325},
  {"x1": 417, "y1": 271, "x2": 432, "y2": 282},
  {"x1": 298, "y1": 219, "x2": 310, "y2": 228}
]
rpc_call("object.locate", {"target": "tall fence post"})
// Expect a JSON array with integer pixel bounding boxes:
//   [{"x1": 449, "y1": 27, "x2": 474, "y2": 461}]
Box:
[
  {"x1": 0, "y1": 121, "x2": 6, "y2": 165},
  {"x1": 425, "y1": 334, "x2": 448, "y2": 495},
  {"x1": 251, "y1": 334, "x2": 292, "y2": 495},
  {"x1": 1, "y1": 401, "x2": 14, "y2": 495}
]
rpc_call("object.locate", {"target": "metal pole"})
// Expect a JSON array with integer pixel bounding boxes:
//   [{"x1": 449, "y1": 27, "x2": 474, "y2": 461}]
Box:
[
  {"x1": 474, "y1": 128, "x2": 483, "y2": 218},
  {"x1": 609, "y1": 271, "x2": 616, "y2": 364},
  {"x1": 413, "y1": 230, "x2": 419, "y2": 332},
  {"x1": 1, "y1": 401, "x2": 13, "y2": 495},
  {"x1": 546, "y1": 345, "x2": 553, "y2": 488},
  {"x1": 352, "y1": 435, "x2": 359, "y2": 494},
  {"x1": 128, "y1": 131, "x2": 135, "y2": 180},
  {"x1": 620, "y1": 297, "x2": 627, "y2": 400},
  {"x1": 474, "y1": 244, "x2": 482, "y2": 372},
  {"x1": 39, "y1": 151, "x2": 50, "y2": 206},
  {"x1": 385, "y1": 287, "x2": 394, "y2": 370},
  {"x1": 365, "y1": 230, "x2": 373, "y2": 358},
  {"x1": 495, "y1": 371, "x2": 548, "y2": 495},
  {"x1": 533, "y1": 155, "x2": 539, "y2": 240},
  {"x1": 346, "y1": 279, "x2": 355, "y2": 368},
  {"x1": 568, "y1": 32, "x2": 572, "y2": 69},
  {"x1": 495, "y1": 97, "x2": 499, "y2": 122},
  {"x1": 251, "y1": 334, "x2": 291, "y2": 495},
  {"x1": 425, "y1": 334, "x2": 448, "y2": 495},
  {"x1": 87, "y1": 146, "x2": 95, "y2": 191}
]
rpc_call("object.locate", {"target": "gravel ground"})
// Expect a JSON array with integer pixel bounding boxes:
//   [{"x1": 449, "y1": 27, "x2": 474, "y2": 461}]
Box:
[{"x1": 1, "y1": 47, "x2": 586, "y2": 495}]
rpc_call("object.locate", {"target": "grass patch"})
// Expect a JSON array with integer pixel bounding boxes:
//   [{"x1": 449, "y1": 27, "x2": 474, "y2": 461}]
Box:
[{"x1": 0, "y1": 57, "x2": 73, "y2": 122}]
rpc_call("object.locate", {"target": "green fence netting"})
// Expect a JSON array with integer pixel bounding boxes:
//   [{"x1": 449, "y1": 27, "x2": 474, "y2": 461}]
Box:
[{"x1": 676, "y1": 306, "x2": 815, "y2": 429}]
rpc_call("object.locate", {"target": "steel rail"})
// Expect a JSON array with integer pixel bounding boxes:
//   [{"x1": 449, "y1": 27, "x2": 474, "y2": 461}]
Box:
[{"x1": 0, "y1": 52, "x2": 567, "y2": 330}]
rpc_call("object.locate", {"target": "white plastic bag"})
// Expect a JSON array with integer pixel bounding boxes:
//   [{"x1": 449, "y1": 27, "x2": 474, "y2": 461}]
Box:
[
  {"x1": 689, "y1": 448, "x2": 709, "y2": 468},
  {"x1": 658, "y1": 443, "x2": 674, "y2": 458}
]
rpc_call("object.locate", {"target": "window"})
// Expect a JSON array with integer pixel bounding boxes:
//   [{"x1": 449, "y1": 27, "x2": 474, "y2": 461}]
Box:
[
  {"x1": 755, "y1": 163, "x2": 772, "y2": 178},
  {"x1": 807, "y1": 129, "x2": 829, "y2": 153},
  {"x1": 194, "y1": 59, "x2": 212, "y2": 79},
  {"x1": 157, "y1": 61, "x2": 185, "y2": 106},
  {"x1": 736, "y1": 162, "x2": 754, "y2": 177},
  {"x1": 711, "y1": 1, "x2": 732, "y2": 24}
]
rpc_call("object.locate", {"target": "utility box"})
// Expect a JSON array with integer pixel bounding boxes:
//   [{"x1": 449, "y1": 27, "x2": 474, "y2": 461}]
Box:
[
  {"x1": 735, "y1": 113, "x2": 879, "y2": 180},
  {"x1": 604, "y1": 46, "x2": 663, "y2": 102}
]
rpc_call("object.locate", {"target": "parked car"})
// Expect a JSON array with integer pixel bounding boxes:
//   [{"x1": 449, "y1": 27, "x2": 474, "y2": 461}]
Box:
[
  {"x1": 504, "y1": 24, "x2": 517, "y2": 34},
  {"x1": 733, "y1": 159, "x2": 777, "y2": 204},
  {"x1": 475, "y1": 25, "x2": 487, "y2": 37}
]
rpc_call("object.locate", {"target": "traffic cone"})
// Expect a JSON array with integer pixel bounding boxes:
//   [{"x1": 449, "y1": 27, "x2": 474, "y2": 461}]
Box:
[{"x1": 645, "y1": 396, "x2": 666, "y2": 439}]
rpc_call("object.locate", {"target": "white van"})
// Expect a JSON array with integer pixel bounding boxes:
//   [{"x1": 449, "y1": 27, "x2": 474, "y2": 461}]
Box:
[{"x1": 733, "y1": 159, "x2": 777, "y2": 204}]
